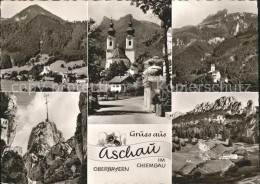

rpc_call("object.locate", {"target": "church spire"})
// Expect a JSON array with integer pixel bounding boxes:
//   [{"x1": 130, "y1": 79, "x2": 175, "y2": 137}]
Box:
[
  {"x1": 108, "y1": 17, "x2": 116, "y2": 36},
  {"x1": 126, "y1": 16, "x2": 135, "y2": 36}
]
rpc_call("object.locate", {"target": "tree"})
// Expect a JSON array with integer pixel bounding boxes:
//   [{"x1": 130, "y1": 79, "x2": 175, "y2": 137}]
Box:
[
  {"x1": 1, "y1": 54, "x2": 12, "y2": 69},
  {"x1": 131, "y1": 0, "x2": 171, "y2": 87},
  {"x1": 106, "y1": 61, "x2": 128, "y2": 81},
  {"x1": 54, "y1": 75, "x2": 62, "y2": 83},
  {"x1": 10, "y1": 71, "x2": 18, "y2": 78},
  {"x1": 88, "y1": 19, "x2": 106, "y2": 83},
  {"x1": 19, "y1": 70, "x2": 29, "y2": 75},
  {"x1": 29, "y1": 65, "x2": 43, "y2": 81}
]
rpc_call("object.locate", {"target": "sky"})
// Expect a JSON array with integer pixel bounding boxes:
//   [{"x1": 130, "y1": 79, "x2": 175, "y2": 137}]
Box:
[
  {"x1": 88, "y1": 1, "x2": 160, "y2": 25},
  {"x1": 1, "y1": 1, "x2": 88, "y2": 21},
  {"x1": 172, "y1": 92, "x2": 259, "y2": 114},
  {"x1": 172, "y1": 0, "x2": 258, "y2": 28},
  {"x1": 12, "y1": 92, "x2": 80, "y2": 154}
]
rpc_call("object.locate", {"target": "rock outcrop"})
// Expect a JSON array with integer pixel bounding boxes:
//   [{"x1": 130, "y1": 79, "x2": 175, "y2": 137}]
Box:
[
  {"x1": 1, "y1": 92, "x2": 18, "y2": 146},
  {"x1": 43, "y1": 139, "x2": 81, "y2": 183},
  {"x1": 75, "y1": 93, "x2": 88, "y2": 163},
  {"x1": 246, "y1": 100, "x2": 257, "y2": 117},
  {"x1": 1, "y1": 93, "x2": 28, "y2": 184},
  {"x1": 75, "y1": 92, "x2": 88, "y2": 184},
  {"x1": 27, "y1": 121, "x2": 64, "y2": 152},
  {"x1": 24, "y1": 121, "x2": 64, "y2": 181},
  {"x1": 24, "y1": 93, "x2": 87, "y2": 184},
  {"x1": 24, "y1": 120, "x2": 82, "y2": 183},
  {"x1": 191, "y1": 96, "x2": 244, "y2": 114},
  {"x1": 1, "y1": 150, "x2": 28, "y2": 184}
]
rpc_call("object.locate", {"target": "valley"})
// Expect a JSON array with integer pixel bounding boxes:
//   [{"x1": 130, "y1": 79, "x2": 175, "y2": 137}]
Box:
[
  {"x1": 0, "y1": 4, "x2": 87, "y2": 91},
  {"x1": 172, "y1": 95, "x2": 259, "y2": 183},
  {"x1": 172, "y1": 9, "x2": 258, "y2": 91}
]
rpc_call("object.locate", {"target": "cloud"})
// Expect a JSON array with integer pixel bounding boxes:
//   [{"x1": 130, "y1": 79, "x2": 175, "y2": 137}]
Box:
[{"x1": 12, "y1": 93, "x2": 80, "y2": 154}]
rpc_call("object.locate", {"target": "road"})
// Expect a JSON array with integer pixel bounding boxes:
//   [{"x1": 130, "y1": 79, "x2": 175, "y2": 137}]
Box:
[{"x1": 88, "y1": 96, "x2": 170, "y2": 124}]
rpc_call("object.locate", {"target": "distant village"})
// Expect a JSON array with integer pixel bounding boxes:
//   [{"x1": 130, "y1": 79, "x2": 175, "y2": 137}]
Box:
[{"x1": 1, "y1": 59, "x2": 87, "y2": 85}]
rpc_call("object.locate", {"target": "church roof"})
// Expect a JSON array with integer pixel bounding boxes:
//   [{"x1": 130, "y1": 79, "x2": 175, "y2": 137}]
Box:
[
  {"x1": 126, "y1": 16, "x2": 135, "y2": 36},
  {"x1": 111, "y1": 46, "x2": 129, "y2": 60},
  {"x1": 108, "y1": 18, "x2": 116, "y2": 36}
]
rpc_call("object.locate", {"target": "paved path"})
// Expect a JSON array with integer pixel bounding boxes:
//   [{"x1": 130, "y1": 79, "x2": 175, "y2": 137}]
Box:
[{"x1": 88, "y1": 96, "x2": 170, "y2": 124}]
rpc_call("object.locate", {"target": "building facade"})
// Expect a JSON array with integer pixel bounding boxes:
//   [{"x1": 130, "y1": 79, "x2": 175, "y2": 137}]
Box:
[{"x1": 105, "y1": 17, "x2": 136, "y2": 71}]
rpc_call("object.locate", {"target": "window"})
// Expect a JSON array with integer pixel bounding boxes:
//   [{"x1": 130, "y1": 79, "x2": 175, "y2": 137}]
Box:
[
  {"x1": 109, "y1": 41, "x2": 112, "y2": 46},
  {"x1": 128, "y1": 40, "x2": 131, "y2": 46}
]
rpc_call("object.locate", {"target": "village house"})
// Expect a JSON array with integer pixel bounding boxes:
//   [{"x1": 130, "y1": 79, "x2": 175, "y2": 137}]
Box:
[
  {"x1": 209, "y1": 64, "x2": 221, "y2": 83},
  {"x1": 43, "y1": 76, "x2": 54, "y2": 82},
  {"x1": 40, "y1": 65, "x2": 51, "y2": 76},
  {"x1": 1, "y1": 73, "x2": 11, "y2": 79},
  {"x1": 108, "y1": 75, "x2": 135, "y2": 92}
]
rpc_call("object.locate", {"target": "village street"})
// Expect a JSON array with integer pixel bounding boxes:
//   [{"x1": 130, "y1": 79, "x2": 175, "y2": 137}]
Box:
[{"x1": 88, "y1": 96, "x2": 170, "y2": 124}]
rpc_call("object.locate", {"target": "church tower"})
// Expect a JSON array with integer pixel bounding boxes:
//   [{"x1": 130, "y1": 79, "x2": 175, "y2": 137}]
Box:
[
  {"x1": 106, "y1": 18, "x2": 116, "y2": 62},
  {"x1": 125, "y1": 16, "x2": 135, "y2": 64}
]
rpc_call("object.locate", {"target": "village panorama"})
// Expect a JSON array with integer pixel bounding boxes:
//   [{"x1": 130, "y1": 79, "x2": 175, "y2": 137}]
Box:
[{"x1": 0, "y1": 3, "x2": 87, "y2": 92}]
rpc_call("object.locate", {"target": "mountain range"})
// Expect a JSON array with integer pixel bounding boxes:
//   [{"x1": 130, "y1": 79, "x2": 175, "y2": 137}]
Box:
[
  {"x1": 1, "y1": 5, "x2": 87, "y2": 67},
  {"x1": 172, "y1": 9, "x2": 258, "y2": 90},
  {"x1": 173, "y1": 96, "x2": 259, "y2": 144}
]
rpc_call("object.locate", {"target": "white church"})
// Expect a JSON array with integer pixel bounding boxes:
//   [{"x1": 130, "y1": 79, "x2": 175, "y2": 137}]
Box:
[{"x1": 105, "y1": 17, "x2": 138, "y2": 75}]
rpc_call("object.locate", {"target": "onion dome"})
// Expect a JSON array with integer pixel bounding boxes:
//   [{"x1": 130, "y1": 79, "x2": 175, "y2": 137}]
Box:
[
  {"x1": 126, "y1": 16, "x2": 135, "y2": 36},
  {"x1": 108, "y1": 18, "x2": 116, "y2": 36}
]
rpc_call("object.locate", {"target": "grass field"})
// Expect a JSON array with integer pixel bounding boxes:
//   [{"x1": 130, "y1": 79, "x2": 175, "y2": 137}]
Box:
[{"x1": 1, "y1": 57, "x2": 86, "y2": 75}]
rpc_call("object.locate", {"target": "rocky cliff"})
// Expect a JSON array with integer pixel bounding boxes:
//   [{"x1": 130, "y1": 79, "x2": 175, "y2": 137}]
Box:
[
  {"x1": 75, "y1": 93, "x2": 88, "y2": 163},
  {"x1": 1, "y1": 92, "x2": 87, "y2": 184},
  {"x1": 1, "y1": 92, "x2": 18, "y2": 146},
  {"x1": 23, "y1": 92, "x2": 88, "y2": 184},
  {"x1": 190, "y1": 96, "x2": 244, "y2": 114},
  {"x1": 24, "y1": 121, "x2": 64, "y2": 181},
  {"x1": 24, "y1": 120, "x2": 83, "y2": 183},
  {"x1": 173, "y1": 96, "x2": 259, "y2": 144},
  {"x1": 1, "y1": 93, "x2": 28, "y2": 184},
  {"x1": 74, "y1": 92, "x2": 88, "y2": 184}
]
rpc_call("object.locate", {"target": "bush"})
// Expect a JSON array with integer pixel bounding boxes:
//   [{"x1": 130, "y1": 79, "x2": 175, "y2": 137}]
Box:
[
  {"x1": 10, "y1": 71, "x2": 18, "y2": 78},
  {"x1": 54, "y1": 75, "x2": 62, "y2": 83},
  {"x1": 1, "y1": 54, "x2": 12, "y2": 69},
  {"x1": 88, "y1": 96, "x2": 99, "y2": 115},
  {"x1": 0, "y1": 93, "x2": 9, "y2": 119},
  {"x1": 19, "y1": 70, "x2": 29, "y2": 75}
]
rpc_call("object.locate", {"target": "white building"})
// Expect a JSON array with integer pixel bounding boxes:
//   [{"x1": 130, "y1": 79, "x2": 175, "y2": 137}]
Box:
[
  {"x1": 209, "y1": 64, "x2": 221, "y2": 83},
  {"x1": 40, "y1": 66, "x2": 51, "y2": 76},
  {"x1": 105, "y1": 17, "x2": 136, "y2": 71},
  {"x1": 108, "y1": 75, "x2": 135, "y2": 92}
]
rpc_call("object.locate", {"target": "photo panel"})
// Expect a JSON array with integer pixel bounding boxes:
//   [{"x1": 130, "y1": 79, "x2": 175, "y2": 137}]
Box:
[
  {"x1": 172, "y1": 0, "x2": 258, "y2": 92},
  {"x1": 87, "y1": 0, "x2": 172, "y2": 183},
  {"x1": 0, "y1": 1, "x2": 88, "y2": 92},
  {"x1": 0, "y1": 92, "x2": 87, "y2": 183},
  {"x1": 171, "y1": 92, "x2": 259, "y2": 183}
]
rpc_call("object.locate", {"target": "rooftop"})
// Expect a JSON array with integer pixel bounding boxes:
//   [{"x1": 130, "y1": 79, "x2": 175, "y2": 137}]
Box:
[{"x1": 109, "y1": 75, "x2": 132, "y2": 84}]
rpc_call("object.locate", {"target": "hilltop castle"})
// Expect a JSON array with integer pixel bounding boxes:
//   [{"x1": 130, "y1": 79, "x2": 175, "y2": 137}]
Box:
[{"x1": 105, "y1": 17, "x2": 136, "y2": 74}]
